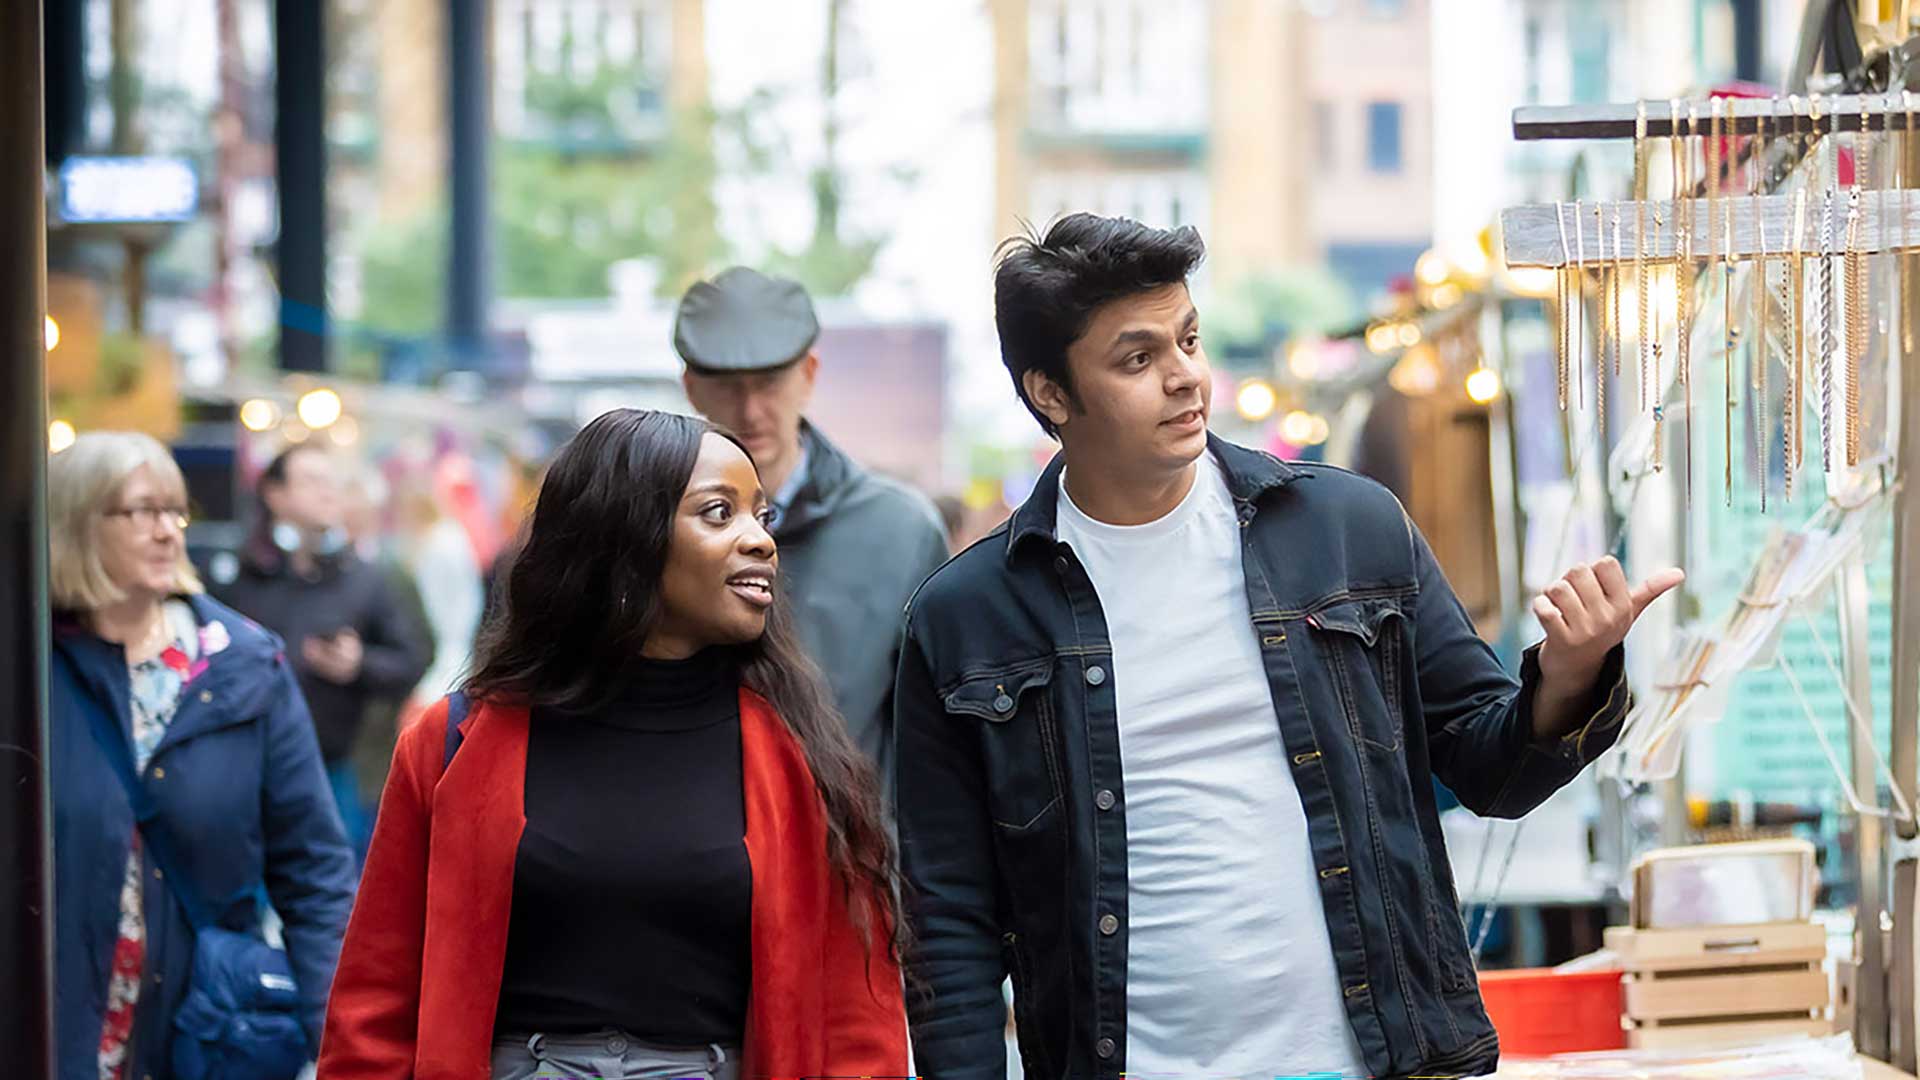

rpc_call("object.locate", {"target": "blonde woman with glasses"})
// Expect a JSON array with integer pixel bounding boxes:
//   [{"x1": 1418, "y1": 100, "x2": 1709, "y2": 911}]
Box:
[{"x1": 48, "y1": 431, "x2": 355, "y2": 1080}]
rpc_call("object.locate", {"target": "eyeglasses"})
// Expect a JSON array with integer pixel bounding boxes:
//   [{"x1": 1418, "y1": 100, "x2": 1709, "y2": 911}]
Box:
[{"x1": 103, "y1": 505, "x2": 191, "y2": 531}]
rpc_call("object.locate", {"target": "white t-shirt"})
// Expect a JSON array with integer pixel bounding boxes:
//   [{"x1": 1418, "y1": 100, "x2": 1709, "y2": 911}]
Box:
[{"x1": 1056, "y1": 452, "x2": 1369, "y2": 1079}]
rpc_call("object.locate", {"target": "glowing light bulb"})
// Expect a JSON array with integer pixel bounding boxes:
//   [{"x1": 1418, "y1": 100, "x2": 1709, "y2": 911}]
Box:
[
  {"x1": 296, "y1": 388, "x2": 342, "y2": 429},
  {"x1": 1235, "y1": 379, "x2": 1279, "y2": 422}
]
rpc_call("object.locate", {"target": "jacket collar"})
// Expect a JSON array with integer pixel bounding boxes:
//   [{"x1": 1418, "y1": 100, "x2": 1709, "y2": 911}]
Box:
[
  {"x1": 1005, "y1": 433, "x2": 1306, "y2": 564},
  {"x1": 773, "y1": 419, "x2": 859, "y2": 538},
  {"x1": 54, "y1": 594, "x2": 285, "y2": 757}
]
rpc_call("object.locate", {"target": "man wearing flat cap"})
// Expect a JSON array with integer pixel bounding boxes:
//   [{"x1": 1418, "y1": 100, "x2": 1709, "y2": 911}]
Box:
[{"x1": 677, "y1": 266, "x2": 950, "y2": 783}]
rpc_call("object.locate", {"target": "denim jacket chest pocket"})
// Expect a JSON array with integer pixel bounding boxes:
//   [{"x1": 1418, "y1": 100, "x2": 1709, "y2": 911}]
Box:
[
  {"x1": 943, "y1": 662, "x2": 1063, "y2": 832},
  {"x1": 1305, "y1": 593, "x2": 1414, "y2": 755}
]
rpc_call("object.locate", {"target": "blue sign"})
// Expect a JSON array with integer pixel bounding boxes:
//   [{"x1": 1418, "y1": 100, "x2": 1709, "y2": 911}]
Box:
[{"x1": 58, "y1": 156, "x2": 198, "y2": 224}]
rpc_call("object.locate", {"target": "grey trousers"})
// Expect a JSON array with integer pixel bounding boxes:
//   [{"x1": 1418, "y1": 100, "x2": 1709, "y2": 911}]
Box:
[{"x1": 490, "y1": 1031, "x2": 740, "y2": 1080}]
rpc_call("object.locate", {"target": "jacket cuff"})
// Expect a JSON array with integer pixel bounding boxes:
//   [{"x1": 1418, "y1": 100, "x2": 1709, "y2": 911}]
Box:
[{"x1": 1518, "y1": 642, "x2": 1631, "y2": 766}]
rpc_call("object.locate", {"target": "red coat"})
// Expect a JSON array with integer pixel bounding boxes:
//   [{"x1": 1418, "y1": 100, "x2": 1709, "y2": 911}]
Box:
[{"x1": 316, "y1": 690, "x2": 908, "y2": 1079}]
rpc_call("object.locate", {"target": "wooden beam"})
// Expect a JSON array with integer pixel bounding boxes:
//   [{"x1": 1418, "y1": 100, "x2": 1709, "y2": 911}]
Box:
[
  {"x1": 1515, "y1": 93, "x2": 1920, "y2": 141},
  {"x1": 1501, "y1": 191, "x2": 1920, "y2": 268}
]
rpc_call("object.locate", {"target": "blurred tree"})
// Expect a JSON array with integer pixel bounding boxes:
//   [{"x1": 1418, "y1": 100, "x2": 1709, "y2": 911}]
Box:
[
  {"x1": 356, "y1": 115, "x2": 724, "y2": 331},
  {"x1": 355, "y1": 0, "x2": 897, "y2": 358},
  {"x1": 1206, "y1": 267, "x2": 1360, "y2": 365},
  {"x1": 761, "y1": 0, "x2": 883, "y2": 298}
]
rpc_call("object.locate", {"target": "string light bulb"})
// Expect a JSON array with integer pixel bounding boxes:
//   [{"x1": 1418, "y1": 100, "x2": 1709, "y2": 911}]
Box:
[
  {"x1": 239, "y1": 398, "x2": 280, "y2": 432},
  {"x1": 1465, "y1": 366, "x2": 1503, "y2": 404},
  {"x1": 1235, "y1": 379, "x2": 1279, "y2": 422},
  {"x1": 296, "y1": 388, "x2": 343, "y2": 430}
]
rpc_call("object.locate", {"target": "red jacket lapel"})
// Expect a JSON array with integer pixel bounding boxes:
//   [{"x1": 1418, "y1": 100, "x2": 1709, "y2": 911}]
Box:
[
  {"x1": 740, "y1": 688, "x2": 908, "y2": 1077},
  {"x1": 417, "y1": 700, "x2": 527, "y2": 1075}
]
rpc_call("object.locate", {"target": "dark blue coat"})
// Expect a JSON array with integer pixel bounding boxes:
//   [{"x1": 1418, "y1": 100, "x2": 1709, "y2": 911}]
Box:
[{"x1": 53, "y1": 593, "x2": 356, "y2": 1080}]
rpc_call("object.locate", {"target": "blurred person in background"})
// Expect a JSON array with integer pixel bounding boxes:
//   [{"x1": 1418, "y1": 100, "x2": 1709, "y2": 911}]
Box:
[
  {"x1": 49, "y1": 431, "x2": 355, "y2": 1080},
  {"x1": 215, "y1": 444, "x2": 431, "y2": 860},
  {"x1": 676, "y1": 267, "x2": 949, "y2": 785},
  {"x1": 397, "y1": 477, "x2": 483, "y2": 702},
  {"x1": 317, "y1": 409, "x2": 905, "y2": 1080},
  {"x1": 895, "y1": 214, "x2": 1681, "y2": 1079},
  {"x1": 338, "y1": 466, "x2": 436, "y2": 816}
]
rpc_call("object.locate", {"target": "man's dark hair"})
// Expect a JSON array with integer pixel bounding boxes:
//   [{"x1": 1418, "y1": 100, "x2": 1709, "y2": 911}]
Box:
[{"x1": 992, "y1": 213, "x2": 1206, "y2": 437}]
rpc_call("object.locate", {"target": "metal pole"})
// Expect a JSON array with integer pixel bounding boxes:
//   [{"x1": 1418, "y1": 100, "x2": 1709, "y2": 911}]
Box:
[
  {"x1": 275, "y1": 0, "x2": 327, "y2": 373},
  {"x1": 1888, "y1": 53, "x2": 1920, "y2": 1074},
  {"x1": 1730, "y1": 0, "x2": 1763, "y2": 83},
  {"x1": 0, "y1": 0, "x2": 56, "y2": 1075},
  {"x1": 1845, "y1": 554, "x2": 1889, "y2": 1061},
  {"x1": 446, "y1": 0, "x2": 491, "y2": 372}
]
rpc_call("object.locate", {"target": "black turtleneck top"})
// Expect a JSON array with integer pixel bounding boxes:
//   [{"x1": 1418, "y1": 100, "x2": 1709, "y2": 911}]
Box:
[{"x1": 495, "y1": 649, "x2": 751, "y2": 1042}]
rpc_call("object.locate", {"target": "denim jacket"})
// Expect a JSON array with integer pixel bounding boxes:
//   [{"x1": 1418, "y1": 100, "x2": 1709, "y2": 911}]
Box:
[{"x1": 894, "y1": 436, "x2": 1629, "y2": 1080}]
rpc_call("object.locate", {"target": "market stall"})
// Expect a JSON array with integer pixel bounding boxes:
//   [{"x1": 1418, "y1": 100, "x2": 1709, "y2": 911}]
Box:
[{"x1": 1466, "y1": 2, "x2": 1920, "y2": 1076}]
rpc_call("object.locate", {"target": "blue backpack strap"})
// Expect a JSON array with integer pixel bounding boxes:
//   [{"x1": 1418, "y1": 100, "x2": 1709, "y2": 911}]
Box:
[{"x1": 441, "y1": 690, "x2": 470, "y2": 771}]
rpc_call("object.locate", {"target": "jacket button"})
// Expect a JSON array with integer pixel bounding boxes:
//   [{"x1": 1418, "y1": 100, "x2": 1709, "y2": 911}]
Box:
[
  {"x1": 1096, "y1": 1037, "x2": 1116, "y2": 1059},
  {"x1": 199, "y1": 690, "x2": 213, "y2": 704},
  {"x1": 992, "y1": 693, "x2": 1014, "y2": 713},
  {"x1": 1053, "y1": 556, "x2": 1070, "y2": 575},
  {"x1": 1099, "y1": 913, "x2": 1119, "y2": 935},
  {"x1": 1095, "y1": 789, "x2": 1116, "y2": 811},
  {"x1": 151, "y1": 767, "x2": 165, "y2": 780},
  {"x1": 607, "y1": 1034, "x2": 628, "y2": 1054},
  {"x1": 1085, "y1": 665, "x2": 1106, "y2": 686},
  {"x1": 153, "y1": 868, "x2": 163, "y2": 880}
]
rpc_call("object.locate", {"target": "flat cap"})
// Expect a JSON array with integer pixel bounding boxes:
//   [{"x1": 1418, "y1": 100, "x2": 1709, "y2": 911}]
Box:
[{"x1": 672, "y1": 266, "x2": 821, "y2": 372}]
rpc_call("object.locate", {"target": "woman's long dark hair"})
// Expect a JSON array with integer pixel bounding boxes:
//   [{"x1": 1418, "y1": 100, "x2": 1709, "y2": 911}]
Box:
[{"x1": 465, "y1": 409, "x2": 903, "y2": 958}]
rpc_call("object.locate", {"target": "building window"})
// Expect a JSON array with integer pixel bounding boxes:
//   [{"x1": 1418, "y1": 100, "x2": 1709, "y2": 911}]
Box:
[
  {"x1": 1366, "y1": 101, "x2": 1403, "y2": 174},
  {"x1": 1028, "y1": 0, "x2": 1206, "y2": 134},
  {"x1": 1031, "y1": 168, "x2": 1208, "y2": 235},
  {"x1": 495, "y1": 0, "x2": 672, "y2": 143}
]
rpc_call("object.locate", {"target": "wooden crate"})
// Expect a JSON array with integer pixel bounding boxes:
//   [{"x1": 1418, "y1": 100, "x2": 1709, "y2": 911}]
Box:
[
  {"x1": 1604, "y1": 921, "x2": 1827, "y2": 971},
  {"x1": 1627, "y1": 1016, "x2": 1834, "y2": 1050},
  {"x1": 1624, "y1": 967, "x2": 1827, "y2": 1019},
  {"x1": 1608, "y1": 923, "x2": 1833, "y2": 1051}
]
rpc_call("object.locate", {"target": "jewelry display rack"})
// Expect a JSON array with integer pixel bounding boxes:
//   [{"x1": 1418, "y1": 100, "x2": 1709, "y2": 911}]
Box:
[{"x1": 1493, "y1": 81, "x2": 1920, "y2": 1070}]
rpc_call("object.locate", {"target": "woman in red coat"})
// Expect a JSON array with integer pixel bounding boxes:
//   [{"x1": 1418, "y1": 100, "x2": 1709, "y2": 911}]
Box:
[{"x1": 317, "y1": 409, "x2": 907, "y2": 1080}]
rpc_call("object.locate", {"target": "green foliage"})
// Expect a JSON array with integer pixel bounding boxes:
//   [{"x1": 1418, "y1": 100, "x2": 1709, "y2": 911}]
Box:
[
  {"x1": 1207, "y1": 267, "x2": 1361, "y2": 359},
  {"x1": 352, "y1": 111, "x2": 728, "y2": 347},
  {"x1": 358, "y1": 213, "x2": 449, "y2": 337},
  {"x1": 762, "y1": 205, "x2": 883, "y2": 299},
  {"x1": 493, "y1": 125, "x2": 724, "y2": 300}
]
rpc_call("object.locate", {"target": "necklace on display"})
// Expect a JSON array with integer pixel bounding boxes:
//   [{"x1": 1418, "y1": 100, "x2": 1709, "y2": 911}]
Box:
[
  {"x1": 1818, "y1": 184, "x2": 1836, "y2": 474},
  {"x1": 1752, "y1": 100, "x2": 1769, "y2": 512},
  {"x1": 1574, "y1": 197, "x2": 1588, "y2": 412},
  {"x1": 1596, "y1": 200, "x2": 1611, "y2": 427},
  {"x1": 1635, "y1": 100, "x2": 1652, "y2": 412},
  {"x1": 1845, "y1": 186, "x2": 1866, "y2": 469},
  {"x1": 1903, "y1": 91, "x2": 1915, "y2": 360},
  {"x1": 1676, "y1": 100, "x2": 1697, "y2": 506},
  {"x1": 1789, "y1": 184, "x2": 1809, "y2": 499},
  {"x1": 1555, "y1": 201, "x2": 1571, "y2": 413}
]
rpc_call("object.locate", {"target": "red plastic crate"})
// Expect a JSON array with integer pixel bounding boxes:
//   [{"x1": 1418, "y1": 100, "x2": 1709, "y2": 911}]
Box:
[{"x1": 1477, "y1": 967, "x2": 1627, "y2": 1056}]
